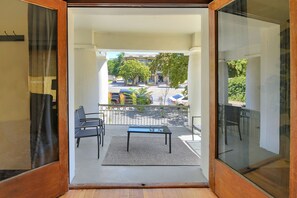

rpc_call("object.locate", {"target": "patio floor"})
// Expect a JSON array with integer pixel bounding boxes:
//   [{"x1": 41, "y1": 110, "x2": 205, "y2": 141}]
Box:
[{"x1": 72, "y1": 125, "x2": 206, "y2": 184}]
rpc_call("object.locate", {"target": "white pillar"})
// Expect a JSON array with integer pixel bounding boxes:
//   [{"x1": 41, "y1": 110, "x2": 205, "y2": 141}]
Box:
[
  {"x1": 218, "y1": 60, "x2": 229, "y2": 105},
  {"x1": 75, "y1": 48, "x2": 99, "y2": 113},
  {"x1": 97, "y1": 54, "x2": 109, "y2": 104},
  {"x1": 246, "y1": 57, "x2": 260, "y2": 111},
  {"x1": 260, "y1": 25, "x2": 280, "y2": 154},
  {"x1": 188, "y1": 47, "x2": 201, "y2": 125}
]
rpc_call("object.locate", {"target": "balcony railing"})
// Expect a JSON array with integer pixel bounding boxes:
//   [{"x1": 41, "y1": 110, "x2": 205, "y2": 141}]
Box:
[{"x1": 98, "y1": 104, "x2": 189, "y2": 126}]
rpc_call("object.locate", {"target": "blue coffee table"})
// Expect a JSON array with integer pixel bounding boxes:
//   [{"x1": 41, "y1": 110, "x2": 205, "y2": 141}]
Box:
[{"x1": 127, "y1": 125, "x2": 172, "y2": 153}]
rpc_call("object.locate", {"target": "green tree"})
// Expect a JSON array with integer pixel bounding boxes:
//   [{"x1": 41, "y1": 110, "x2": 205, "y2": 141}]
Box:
[
  {"x1": 119, "y1": 60, "x2": 151, "y2": 85},
  {"x1": 107, "y1": 53, "x2": 125, "y2": 76},
  {"x1": 149, "y1": 53, "x2": 188, "y2": 89},
  {"x1": 228, "y1": 76, "x2": 246, "y2": 102},
  {"x1": 227, "y1": 59, "x2": 247, "y2": 77},
  {"x1": 107, "y1": 59, "x2": 115, "y2": 75},
  {"x1": 138, "y1": 64, "x2": 151, "y2": 82},
  {"x1": 226, "y1": 59, "x2": 248, "y2": 103}
]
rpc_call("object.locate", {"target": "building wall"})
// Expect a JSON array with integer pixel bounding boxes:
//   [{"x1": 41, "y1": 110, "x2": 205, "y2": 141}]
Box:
[{"x1": 0, "y1": 0, "x2": 31, "y2": 170}]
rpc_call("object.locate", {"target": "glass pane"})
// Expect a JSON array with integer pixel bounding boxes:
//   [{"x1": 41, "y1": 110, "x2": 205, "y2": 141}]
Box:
[
  {"x1": 217, "y1": 0, "x2": 290, "y2": 197},
  {"x1": 0, "y1": 0, "x2": 58, "y2": 181}
]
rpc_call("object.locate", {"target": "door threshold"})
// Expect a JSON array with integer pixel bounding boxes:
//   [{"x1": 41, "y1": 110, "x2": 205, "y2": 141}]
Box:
[{"x1": 69, "y1": 182, "x2": 209, "y2": 189}]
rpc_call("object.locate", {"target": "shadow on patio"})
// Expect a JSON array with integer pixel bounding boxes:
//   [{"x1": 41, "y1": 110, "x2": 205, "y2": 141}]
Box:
[{"x1": 72, "y1": 125, "x2": 206, "y2": 184}]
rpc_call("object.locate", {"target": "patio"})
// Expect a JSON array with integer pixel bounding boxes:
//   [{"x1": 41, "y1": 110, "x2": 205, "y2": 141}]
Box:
[{"x1": 72, "y1": 125, "x2": 206, "y2": 184}]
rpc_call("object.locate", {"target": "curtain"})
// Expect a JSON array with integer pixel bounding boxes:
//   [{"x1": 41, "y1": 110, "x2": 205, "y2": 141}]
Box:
[{"x1": 28, "y1": 4, "x2": 58, "y2": 168}]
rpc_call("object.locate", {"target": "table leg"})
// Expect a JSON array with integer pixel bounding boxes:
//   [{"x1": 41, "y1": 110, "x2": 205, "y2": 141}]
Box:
[
  {"x1": 169, "y1": 133, "x2": 171, "y2": 153},
  {"x1": 165, "y1": 134, "x2": 167, "y2": 145},
  {"x1": 127, "y1": 132, "x2": 130, "y2": 152}
]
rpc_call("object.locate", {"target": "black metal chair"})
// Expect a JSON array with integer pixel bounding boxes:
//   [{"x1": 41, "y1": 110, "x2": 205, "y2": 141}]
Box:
[
  {"x1": 77, "y1": 106, "x2": 105, "y2": 146},
  {"x1": 75, "y1": 110, "x2": 102, "y2": 159},
  {"x1": 224, "y1": 105, "x2": 242, "y2": 144},
  {"x1": 30, "y1": 93, "x2": 58, "y2": 168}
]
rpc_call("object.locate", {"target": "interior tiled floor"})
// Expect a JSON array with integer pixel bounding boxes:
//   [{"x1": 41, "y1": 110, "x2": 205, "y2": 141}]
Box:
[{"x1": 71, "y1": 125, "x2": 206, "y2": 184}]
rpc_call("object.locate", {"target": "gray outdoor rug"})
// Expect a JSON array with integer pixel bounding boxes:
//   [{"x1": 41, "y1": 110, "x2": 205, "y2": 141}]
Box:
[
  {"x1": 185, "y1": 140, "x2": 201, "y2": 157},
  {"x1": 102, "y1": 136, "x2": 200, "y2": 166}
]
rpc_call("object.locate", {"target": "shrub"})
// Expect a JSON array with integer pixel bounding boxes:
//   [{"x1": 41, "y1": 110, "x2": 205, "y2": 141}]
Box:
[{"x1": 228, "y1": 76, "x2": 246, "y2": 102}]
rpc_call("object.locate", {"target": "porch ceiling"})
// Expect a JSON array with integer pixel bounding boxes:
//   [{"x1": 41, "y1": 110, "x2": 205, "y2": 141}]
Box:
[{"x1": 71, "y1": 8, "x2": 203, "y2": 34}]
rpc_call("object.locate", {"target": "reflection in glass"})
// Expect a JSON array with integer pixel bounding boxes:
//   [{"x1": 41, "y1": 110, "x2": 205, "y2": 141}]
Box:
[
  {"x1": 217, "y1": 0, "x2": 290, "y2": 197},
  {"x1": 0, "y1": 0, "x2": 58, "y2": 181}
]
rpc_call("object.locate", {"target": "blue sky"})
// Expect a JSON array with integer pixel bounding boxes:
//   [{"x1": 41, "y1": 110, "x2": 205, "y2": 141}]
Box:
[
  {"x1": 107, "y1": 51, "x2": 159, "y2": 59},
  {"x1": 106, "y1": 52, "x2": 121, "y2": 59}
]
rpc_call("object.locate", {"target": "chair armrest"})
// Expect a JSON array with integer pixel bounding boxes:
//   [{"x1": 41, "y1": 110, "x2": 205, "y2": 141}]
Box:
[
  {"x1": 192, "y1": 115, "x2": 202, "y2": 132},
  {"x1": 85, "y1": 112, "x2": 105, "y2": 120},
  {"x1": 192, "y1": 115, "x2": 201, "y2": 124},
  {"x1": 76, "y1": 125, "x2": 98, "y2": 129},
  {"x1": 192, "y1": 115, "x2": 201, "y2": 118},
  {"x1": 85, "y1": 112, "x2": 104, "y2": 115},
  {"x1": 80, "y1": 118, "x2": 101, "y2": 121}
]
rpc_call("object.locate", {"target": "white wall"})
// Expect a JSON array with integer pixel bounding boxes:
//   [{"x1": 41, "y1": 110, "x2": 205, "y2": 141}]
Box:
[
  {"x1": 0, "y1": 0, "x2": 31, "y2": 170},
  {"x1": 68, "y1": 9, "x2": 75, "y2": 182},
  {"x1": 200, "y1": 10, "x2": 210, "y2": 180}
]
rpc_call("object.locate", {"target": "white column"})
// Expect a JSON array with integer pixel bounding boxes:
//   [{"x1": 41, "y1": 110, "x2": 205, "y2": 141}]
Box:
[
  {"x1": 218, "y1": 60, "x2": 229, "y2": 105},
  {"x1": 75, "y1": 48, "x2": 99, "y2": 113},
  {"x1": 246, "y1": 57, "x2": 260, "y2": 111},
  {"x1": 260, "y1": 25, "x2": 280, "y2": 154},
  {"x1": 97, "y1": 54, "x2": 109, "y2": 104},
  {"x1": 188, "y1": 47, "x2": 201, "y2": 125}
]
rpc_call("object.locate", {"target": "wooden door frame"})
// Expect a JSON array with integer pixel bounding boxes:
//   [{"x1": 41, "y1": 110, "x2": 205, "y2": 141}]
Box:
[
  {"x1": 0, "y1": 0, "x2": 68, "y2": 197},
  {"x1": 66, "y1": 0, "x2": 210, "y2": 190},
  {"x1": 66, "y1": 0, "x2": 211, "y2": 7},
  {"x1": 209, "y1": 0, "x2": 297, "y2": 197},
  {"x1": 289, "y1": 0, "x2": 297, "y2": 196}
]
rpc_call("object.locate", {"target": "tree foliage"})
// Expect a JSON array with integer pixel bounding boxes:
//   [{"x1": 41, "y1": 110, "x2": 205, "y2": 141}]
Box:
[
  {"x1": 227, "y1": 59, "x2": 247, "y2": 77},
  {"x1": 107, "y1": 60, "x2": 115, "y2": 75},
  {"x1": 227, "y1": 59, "x2": 248, "y2": 103},
  {"x1": 149, "y1": 53, "x2": 188, "y2": 89},
  {"x1": 119, "y1": 59, "x2": 151, "y2": 85},
  {"x1": 228, "y1": 76, "x2": 246, "y2": 102},
  {"x1": 107, "y1": 53, "x2": 125, "y2": 76}
]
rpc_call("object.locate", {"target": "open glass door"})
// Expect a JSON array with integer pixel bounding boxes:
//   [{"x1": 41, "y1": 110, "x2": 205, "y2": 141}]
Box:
[
  {"x1": 0, "y1": 0, "x2": 68, "y2": 197},
  {"x1": 209, "y1": 0, "x2": 297, "y2": 197}
]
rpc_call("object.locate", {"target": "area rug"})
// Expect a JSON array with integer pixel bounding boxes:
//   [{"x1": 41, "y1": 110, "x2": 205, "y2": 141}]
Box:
[
  {"x1": 185, "y1": 140, "x2": 201, "y2": 157},
  {"x1": 102, "y1": 136, "x2": 200, "y2": 166}
]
